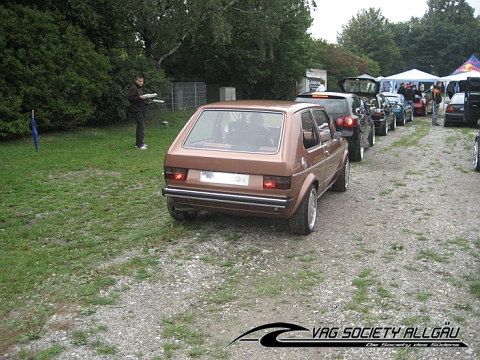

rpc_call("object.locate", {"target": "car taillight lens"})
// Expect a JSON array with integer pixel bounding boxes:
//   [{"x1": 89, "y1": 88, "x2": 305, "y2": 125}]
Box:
[
  {"x1": 164, "y1": 167, "x2": 188, "y2": 181},
  {"x1": 446, "y1": 106, "x2": 455, "y2": 113},
  {"x1": 392, "y1": 104, "x2": 401, "y2": 110},
  {"x1": 335, "y1": 116, "x2": 357, "y2": 127},
  {"x1": 263, "y1": 175, "x2": 291, "y2": 189}
]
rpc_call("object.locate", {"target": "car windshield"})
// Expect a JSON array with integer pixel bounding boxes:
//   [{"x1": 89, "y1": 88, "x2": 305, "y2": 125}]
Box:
[
  {"x1": 296, "y1": 96, "x2": 349, "y2": 117},
  {"x1": 183, "y1": 110, "x2": 284, "y2": 154}
]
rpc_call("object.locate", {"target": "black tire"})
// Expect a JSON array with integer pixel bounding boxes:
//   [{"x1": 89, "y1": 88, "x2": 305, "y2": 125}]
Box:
[
  {"x1": 390, "y1": 116, "x2": 396, "y2": 131},
  {"x1": 332, "y1": 157, "x2": 350, "y2": 192},
  {"x1": 368, "y1": 124, "x2": 375, "y2": 146},
  {"x1": 288, "y1": 185, "x2": 317, "y2": 235},
  {"x1": 167, "y1": 197, "x2": 198, "y2": 220},
  {"x1": 474, "y1": 136, "x2": 480, "y2": 172},
  {"x1": 380, "y1": 121, "x2": 388, "y2": 136},
  {"x1": 424, "y1": 106, "x2": 428, "y2": 116},
  {"x1": 400, "y1": 112, "x2": 406, "y2": 126},
  {"x1": 350, "y1": 135, "x2": 363, "y2": 162},
  {"x1": 444, "y1": 120, "x2": 449, "y2": 127}
]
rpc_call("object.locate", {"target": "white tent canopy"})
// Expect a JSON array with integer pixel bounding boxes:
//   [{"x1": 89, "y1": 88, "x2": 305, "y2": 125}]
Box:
[
  {"x1": 439, "y1": 70, "x2": 480, "y2": 82},
  {"x1": 382, "y1": 68, "x2": 439, "y2": 82}
]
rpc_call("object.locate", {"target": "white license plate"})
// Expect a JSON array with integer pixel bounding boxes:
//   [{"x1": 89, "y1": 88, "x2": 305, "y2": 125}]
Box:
[{"x1": 200, "y1": 171, "x2": 249, "y2": 186}]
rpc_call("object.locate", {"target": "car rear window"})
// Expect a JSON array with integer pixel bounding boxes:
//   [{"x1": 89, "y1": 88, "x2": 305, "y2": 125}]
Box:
[
  {"x1": 450, "y1": 93, "x2": 464, "y2": 104},
  {"x1": 385, "y1": 95, "x2": 399, "y2": 103},
  {"x1": 296, "y1": 96, "x2": 349, "y2": 117},
  {"x1": 183, "y1": 110, "x2": 284, "y2": 154},
  {"x1": 342, "y1": 79, "x2": 378, "y2": 95}
]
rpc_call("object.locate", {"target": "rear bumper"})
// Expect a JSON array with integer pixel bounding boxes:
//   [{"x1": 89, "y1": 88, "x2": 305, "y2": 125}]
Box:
[{"x1": 162, "y1": 187, "x2": 294, "y2": 209}]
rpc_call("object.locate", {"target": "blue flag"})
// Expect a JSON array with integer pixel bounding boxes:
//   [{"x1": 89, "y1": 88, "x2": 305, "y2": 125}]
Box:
[{"x1": 31, "y1": 110, "x2": 38, "y2": 152}]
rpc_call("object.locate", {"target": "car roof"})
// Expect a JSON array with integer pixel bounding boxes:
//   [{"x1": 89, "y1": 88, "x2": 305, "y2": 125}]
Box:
[
  {"x1": 199, "y1": 100, "x2": 323, "y2": 113},
  {"x1": 296, "y1": 91, "x2": 355, "y2": 99}
]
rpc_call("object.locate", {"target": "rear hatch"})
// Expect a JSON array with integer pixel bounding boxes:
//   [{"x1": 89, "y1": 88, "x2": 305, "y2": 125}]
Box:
[
  {"x1": 464, "y1": 77, "x2": 480, "y2": 124},
  {"x1": 340, "y1": 77, "x2": 380, "y2": 97}
]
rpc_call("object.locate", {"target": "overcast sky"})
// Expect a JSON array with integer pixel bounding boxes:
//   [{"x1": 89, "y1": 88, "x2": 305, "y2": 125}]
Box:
[{"x1": 308, "y1": 0, "x2": 480, "y2": 44}]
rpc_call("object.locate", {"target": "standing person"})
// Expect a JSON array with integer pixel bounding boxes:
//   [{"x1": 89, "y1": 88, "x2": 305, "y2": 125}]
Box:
[
  {"x1": 316, "y1": 78, "x2": 326, "y2": 92},
  {"x1": 432, "y1": 81, "x2": 443, "y2": 126},
  {"x1": 397, "y1": 82, "x2": 407, "y2": 97},
  {"x1": 128, "y1": 75, "x2": 148, "y2": 149}
]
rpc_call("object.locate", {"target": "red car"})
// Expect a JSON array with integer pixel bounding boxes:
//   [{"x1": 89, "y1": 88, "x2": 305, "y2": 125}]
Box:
[
  {"x1": 413, "y1": 91, "x2": 433, "y2": 116},
  {"x1": 162, "y1": 100, "x2": 350, "y2": 235}
]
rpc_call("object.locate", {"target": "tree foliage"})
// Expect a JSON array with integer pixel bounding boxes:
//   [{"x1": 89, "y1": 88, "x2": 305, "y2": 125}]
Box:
[
  {"x1": 337, "y1": 8, "x2": 401, "y2": 75},
  {"x1": 0, "y1": 4, "x2": 111, "y2": 138},
  {"x1": 337, "y1": 1, "x2": 480, "y2": 77},
  {"x1": 162, "y1": 0, "x2": 315, "y2": 99},
  {"x1": 313, "y1": 41, "x2": 381, "y2": 92}
]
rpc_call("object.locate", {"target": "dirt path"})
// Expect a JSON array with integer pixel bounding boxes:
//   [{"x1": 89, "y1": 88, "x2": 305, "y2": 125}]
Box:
[{"x1": 12, "y1": 117, "x2": 480, "y2": 360}]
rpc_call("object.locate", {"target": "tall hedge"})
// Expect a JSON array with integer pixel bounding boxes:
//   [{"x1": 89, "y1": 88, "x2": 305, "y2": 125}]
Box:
[{"x1": 0, "y1": 5, "x2": 110, "y2": 138}]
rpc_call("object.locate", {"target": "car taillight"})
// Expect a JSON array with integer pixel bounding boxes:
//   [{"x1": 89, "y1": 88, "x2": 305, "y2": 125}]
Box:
[
  {"x1": 263, "y1": 175, "x2": 291, "y2": 189},
  {"x1": 446, "y1": 105, "x2": 455, "y2": 113},
  {"x1": 164, "y1": 167, "x2": 188, "y2": 181},
  {"x1": 374, "y1": 111, "x2": 383, "y2": 117},
  {"x1": 335, "y1": 116, "x2": 357, "y2": 127},
  {"x1": 392, "y1": 104, "x2": 401, "y2": 110}
]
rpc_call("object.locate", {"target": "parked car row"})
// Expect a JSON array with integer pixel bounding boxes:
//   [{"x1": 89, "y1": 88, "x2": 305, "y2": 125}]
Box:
[
  {"x1": 294, "y1": 92, "x2": 374, "y2": 162},
  {"x1": 161, "y1": 78, "x2": 480, "y2": 235}
]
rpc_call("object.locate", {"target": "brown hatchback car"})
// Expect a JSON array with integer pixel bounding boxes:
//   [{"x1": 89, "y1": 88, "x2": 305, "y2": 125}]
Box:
[{"x1": 162, "y1": 100, "x2": 350, "y2": 235}]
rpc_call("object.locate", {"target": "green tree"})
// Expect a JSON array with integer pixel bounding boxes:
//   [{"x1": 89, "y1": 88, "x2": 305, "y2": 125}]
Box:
[
  {"x1": 388, "y1": 0, "x2": 480, "y2": 76},
  {"x1": 337, "y1": 8, "x2": 401, "y2": 75},
  {"x1": 0, "y1": 5, "x2": 111, "y2": 138},
  {"x1": 420, "y1": 0, "x2": 480, "y2": 75},
  {"x1": 312, "y1": 41, "x2": 380, "y2": 92},
  {"x1": 162, "y1": 0, "x2": 315, "y2": 99},
  {"x1": 116, "y1": 0, "x2": 241, "y2": 68}
]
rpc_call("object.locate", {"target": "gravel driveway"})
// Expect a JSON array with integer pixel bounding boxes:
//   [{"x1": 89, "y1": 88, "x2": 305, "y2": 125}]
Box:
[{"x1": 12, "y1": 117, "x2": 480, "y2": 360}]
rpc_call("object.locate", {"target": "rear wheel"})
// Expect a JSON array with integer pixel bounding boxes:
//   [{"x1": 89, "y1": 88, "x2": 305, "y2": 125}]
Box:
[
  {"x1": 288, "y1": 185, "x2": 317, "y2": 235},
  {"x1": 400, "y1": 112, "x2": 406, "y2": 126},
  {"x1": 350, "y1": 135, "x2": 363, "y2": 162},
  {"x1": 390, "y1": 116, "x2": 396, "y2": 130},
  {"x1": 380, "y1": 121, "x2": 388, "y2": 136},
  {"x1": 424, "y1": 106, "x2": 428, "y2": 116},
  {"x1": 332, "y1": 158, "x2": 350, "y2": 192},
  {"x1": 167, "y1": 197, "x2": 198, "y2": 220},
  {"x1": 368, "y1": 124, "x2": 375, "y2": 146},
  {"x1": 474, "y1": 136, "x2": 480, "y2": 171}
]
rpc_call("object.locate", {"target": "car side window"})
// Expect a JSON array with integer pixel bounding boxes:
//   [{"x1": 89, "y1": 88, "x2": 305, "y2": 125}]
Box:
[
  {"x1": 301, "y1": 111, "x2": 320, "y2": 149},
  {"x1": 312, "y1": 109, "x2": 332, "y2": 143},
  {"x1": 352, "y1": 96, "x2": 362, "y2": 114}
]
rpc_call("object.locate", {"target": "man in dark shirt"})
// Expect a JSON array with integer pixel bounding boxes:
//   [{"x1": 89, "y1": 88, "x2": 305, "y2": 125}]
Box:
[{"x1": 128, "y1": 75, "x2": 148, "y2": 149}]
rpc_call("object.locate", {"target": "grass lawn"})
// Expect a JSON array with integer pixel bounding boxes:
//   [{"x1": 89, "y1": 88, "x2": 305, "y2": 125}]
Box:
[{"x1": 0, "y1": 110, "x2": 194, "y2": 353}]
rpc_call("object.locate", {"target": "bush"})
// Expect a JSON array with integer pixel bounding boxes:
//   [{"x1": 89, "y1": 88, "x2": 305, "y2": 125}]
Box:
[{"x1": 0, "y1": 5, "x2": 110, "y2": 138}]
